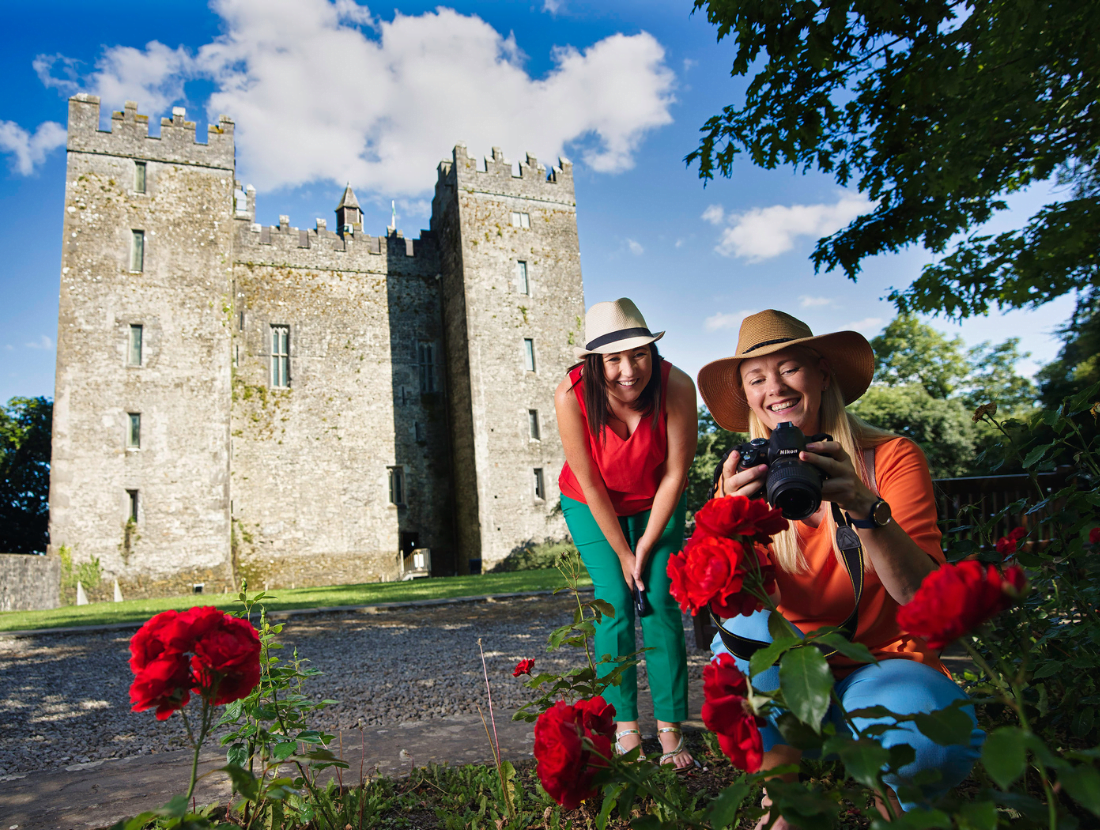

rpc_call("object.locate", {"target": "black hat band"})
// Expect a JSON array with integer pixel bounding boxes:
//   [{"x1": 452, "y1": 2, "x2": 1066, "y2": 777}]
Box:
[{"x1": 585, "y1": 327, "x2": 654, "y2": 351}]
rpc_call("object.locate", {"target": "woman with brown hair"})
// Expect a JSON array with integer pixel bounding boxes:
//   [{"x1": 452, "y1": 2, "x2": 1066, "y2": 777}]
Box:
[{"x1": 555, "y1": 298, "x2": 698, "y2": 769}]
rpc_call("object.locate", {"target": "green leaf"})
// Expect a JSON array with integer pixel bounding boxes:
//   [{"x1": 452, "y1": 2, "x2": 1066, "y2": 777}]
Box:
[
  {"x1": 1031, "y1": 661, "x2": 1062, "y2": 680},
  {"x1": 1022, "y1": 443, "x2": 1050, "y2": 469},
  {"x1": 1059, "y1": 763, "x2": 1100, "y2": 816},
  {"x1": 912, "y1": 707, "x2": 974, "y2": 746},
  {"x1": 776, "y1": 712, "x2": 825, "y2": 751},
  {"x1": 704, "y1": 780, "x2": 751, "y2": 828},
  {"x1": 869, "y1": 808, "x2": 951, "y2": 829},
  {"x1": 273, "y1": 740, "x2": 297, "y2": 761},
  {"x1": 748, "y1": 634, "x2": 799, "y2": 677},
  {"x1": 956, "y1": 801, "x2": 998, "y2": 830},
  {"x1": 823, "y1": 736, "x2": 888, "y2": 789},
  {"x1": 589, "y1": 599, "x2": 616, "y2": 620},
  {"x1": 226, "y1": 742, "x2": 247, "y2": 768},
  {"x1": 982, "y1": 726, "x2": 1028, "y2": 789},
  {"x1": 220, "y1": 763, "x2": 260, "y2": 801},
  {"x1": 629, "y1": 816, "x2": 664, "y2": 830},
  {"x1": 778, "y1": 646, "x2": 833, "y2": 732},
  {"x1": 812, "y1": 633, "x2": 877, "y2": 664}
]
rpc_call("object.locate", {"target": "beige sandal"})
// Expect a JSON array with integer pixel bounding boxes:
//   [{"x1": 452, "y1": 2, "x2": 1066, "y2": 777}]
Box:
[
  {"x1": 614, "y1": 728, "x2": 645, "y2": 760},
  {"x1": 658, "y1": 726, "x2": 700, "y2": 773}
]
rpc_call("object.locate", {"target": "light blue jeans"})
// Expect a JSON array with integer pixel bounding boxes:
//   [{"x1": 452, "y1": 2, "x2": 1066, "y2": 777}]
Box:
[{"x1": 713, "y1": 609, "x2": 984, "y2": 810}]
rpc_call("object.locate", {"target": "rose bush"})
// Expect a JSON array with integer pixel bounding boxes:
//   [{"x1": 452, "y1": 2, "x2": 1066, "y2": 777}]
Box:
[
  {"x1": 533, "y1": 696, "x2": 615, "y2": 810},
  {"x1": 897, "y1": 560, "x2": 1028, "y2": 650},
  {"x1": 513, "y1": 658, "x2": 535, "y2": 677}
]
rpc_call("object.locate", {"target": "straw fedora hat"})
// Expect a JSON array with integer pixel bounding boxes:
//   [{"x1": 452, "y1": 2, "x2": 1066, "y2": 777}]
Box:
[
  {"x1": 574, "y1": 298, "x2": 664, "y2": 360},
  {"x1": 697, "y1": 310, "x2": 874, "y2": 432}
]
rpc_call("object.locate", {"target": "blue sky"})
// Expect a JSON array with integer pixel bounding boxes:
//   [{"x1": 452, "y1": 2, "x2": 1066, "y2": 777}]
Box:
[{"x1": 0, "y1": 0, "x2": 1075, "y2": 405}]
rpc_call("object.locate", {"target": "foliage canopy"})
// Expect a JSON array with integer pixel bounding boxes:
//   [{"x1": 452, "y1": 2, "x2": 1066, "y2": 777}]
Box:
[
  {"x1": 689, "y1": 0, "x2": 1100, "y2": 319},
  {"x1": 0, "y1": 396, "x2": 52, "y2": 553}
]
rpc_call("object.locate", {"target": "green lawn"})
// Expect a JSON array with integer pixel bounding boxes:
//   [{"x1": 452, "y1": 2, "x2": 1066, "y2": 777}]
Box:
[{"x1": 0, "y1": 570, "x2": 589, "y2": 633}]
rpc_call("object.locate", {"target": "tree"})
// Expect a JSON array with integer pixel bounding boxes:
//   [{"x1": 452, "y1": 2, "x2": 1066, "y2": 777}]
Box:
[
  {"x1": 687, "y1": 407, "x2": 747, "y2": 513},
  {"x1": 870, "y1": 314, "x2": 1035, "y2": 414},
  {"x1": 0, "y1": 396, "x2": 52, "y2": 553},
  {"x1": 850, "y1": 385, "x2": 980, "y2": 478},
  {"x1": 688, "y1": 0, "x2": 1100, "y2": 319},
  {"x1": 1036, "y1": 291, "x2": 1100, "y2": 408}
]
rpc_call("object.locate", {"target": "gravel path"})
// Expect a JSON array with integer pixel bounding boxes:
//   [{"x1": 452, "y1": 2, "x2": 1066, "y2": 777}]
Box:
[{"x1": 0, "y1": 594, "x2": 707, "y2": 777}]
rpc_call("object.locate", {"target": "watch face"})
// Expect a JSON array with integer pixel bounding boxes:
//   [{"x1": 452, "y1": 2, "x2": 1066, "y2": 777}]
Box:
[{"x1": 872, "y1": 499, "x2": 892, "y2": 527}]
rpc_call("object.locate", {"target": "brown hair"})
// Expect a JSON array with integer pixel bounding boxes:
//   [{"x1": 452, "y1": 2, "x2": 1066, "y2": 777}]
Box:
[{"x1": 569, "y1": 344, "x2": 663, "y2": 440}]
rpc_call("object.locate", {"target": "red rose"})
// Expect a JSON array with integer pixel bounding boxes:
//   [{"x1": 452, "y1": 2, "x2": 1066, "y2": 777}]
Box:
[
  {"x1": 1008, "y1": 527, "x2": 1027, "y2": 542},
  {"x1": 668, "y1": 535, "x2": 769, "y2": 616},
  {"x1": 897, "y1": 562, "x2": 1028, "y2": 649},
  {"x1": 129, "y1": 609, "x2": 181, "y2": 674},
  {"x1": 710, "y1": 544, "x2": 775, "y2": 618},
  {"x1": 533, "y1": 696, "x2": 615, "y2": 810},
  {"x1": 701, "y1": 654, "x2": 763, "y2": 773},
  {"x1": 1090, "y1": 527, "x2": 1100, "y2": 545},
  {"x1": 189, "y1": 613, "x2": 261, "y2": 705},
  {"x1": 693, "y1": 496, "x2": 788, "y2": 543},
  {"x1": 995, "y1": 536, "x2": 1017, "y2": 556},
  {"x1": 513, "y1": 658, "x2": 535, "y2": 677},
  {"x1": 129, "y1": 651, "x2": 193, "y2": 720}
]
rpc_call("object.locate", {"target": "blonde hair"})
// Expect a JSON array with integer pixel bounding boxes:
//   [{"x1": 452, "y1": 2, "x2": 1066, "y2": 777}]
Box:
[{"x1": 744, "y1": 348, "x2": 896, "y2": 574}]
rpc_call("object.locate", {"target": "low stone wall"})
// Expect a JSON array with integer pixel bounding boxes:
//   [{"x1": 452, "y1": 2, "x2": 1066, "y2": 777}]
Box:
[{"x1": 0, "y1": 553, "x2": 61, "y2": 612}]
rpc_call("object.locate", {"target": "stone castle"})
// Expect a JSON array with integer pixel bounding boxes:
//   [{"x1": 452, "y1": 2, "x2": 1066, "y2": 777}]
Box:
[{"x1": 48, "y1": 94, "x2": 585, "y2": 598}]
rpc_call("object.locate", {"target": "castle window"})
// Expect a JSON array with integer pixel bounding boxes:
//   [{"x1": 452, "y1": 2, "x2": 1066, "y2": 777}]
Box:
[
  {"x1": 271, "y1": 325, "x2": 290, "y2": 388},
  {"x1": 516, "y1": 261, "x2": 529, "y2": 295},
  {"x1": 418, "y1": 341, "x2": 436, "y2": 393},
  {"x1": 529, "y1": 409, "x2": 540, "y2": 440},
  {"x1": 533, "y1": 468, "x2": 545, "y2": 501},
  {"x1": 239, "y1": 311, "x2": 244, "y2": 331},
  {"x1": 134, "y1": 162, "x2": 146, "y2": 194},
  {"x1": 388, "y1": 466, "x2": 405, "y2": 506},
  {"x1": 511, "y1": 211, "x2": 530, "y2": 229},
  {"x1": 127, "y1": 489, "x2": 139, "y2": 522},
  {"x1": 128, "y1": 324, "x2": 143, "y2": 366},
  {"x1": 414, "y1": 421, "x2": 424, "y2": 442},
  {"x1": 523, "y1": 338, "x2": 536, "y2": 372},
  {"x1": 127, "y1": 413, "x2": 141, "y2": 449},
  {"x1": 130, "y1": 230, "x2": 144, "y2": 272}
]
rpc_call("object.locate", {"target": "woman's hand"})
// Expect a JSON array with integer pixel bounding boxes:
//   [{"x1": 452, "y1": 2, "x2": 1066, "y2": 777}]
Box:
[
  {"x1": 619, "y1": 550, "x2": 637, "y2": 591},
  {"x1": 800, "y1": 440, "x2": 877, "y2": 519},
  {"x1": 719, "y1": 449, "x2": 768, "y2": 499},
  {"x1": 632, "y1": 537, "x2": 654, "y2": 591}
]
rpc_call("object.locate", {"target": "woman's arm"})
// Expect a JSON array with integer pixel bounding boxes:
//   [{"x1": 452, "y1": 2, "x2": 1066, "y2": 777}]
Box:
[
  {"x1": 800, "y1": 440, "x2": 937, "y2": 605},
  {"x1": 555, "y1": 375, "x2": 637, "y2": 587},
  {"x1": 633, "y1": 367, "x2": 698, "y2": 590}
]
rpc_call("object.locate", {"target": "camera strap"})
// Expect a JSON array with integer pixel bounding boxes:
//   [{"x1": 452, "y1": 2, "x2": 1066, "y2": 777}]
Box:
[{"x1": 711, "y1": 502, "x2": 865, "y2": 662}]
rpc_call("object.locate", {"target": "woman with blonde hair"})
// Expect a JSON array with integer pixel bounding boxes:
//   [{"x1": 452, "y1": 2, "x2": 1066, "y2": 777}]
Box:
[
  {"x1": 556, "y1": 298, "x2": 699, "y2": 770},
  {"x1": 698, "y1": 310, "x2": 982, "y2": 821}
]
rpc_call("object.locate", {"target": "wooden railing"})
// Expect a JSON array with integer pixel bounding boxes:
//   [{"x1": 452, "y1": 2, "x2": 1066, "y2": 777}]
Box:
[{"x1": 690, "y1": 468, "x2": 1077, "y2": 649}]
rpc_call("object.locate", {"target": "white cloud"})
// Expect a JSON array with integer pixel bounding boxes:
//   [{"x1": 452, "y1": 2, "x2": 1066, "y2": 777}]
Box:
[
  {"x1": 701, "y1": 204, "x2": 725, "y2": 225},
  {"x1": 674, "y1": 238, "x2": 684, "y2": 248},
  {"x1": 36, "y1": 1, "x2": 676, "y2": 196},
  {"x1": 840, "y1": 317, "x2": 884, "y2": 335},
  {"x1": 626, "y1": 238, "x2": 644, "y2": 255},
  {"x1": 4, "y1": 344, "x2": 13, "y2": 351},
  {"x1": 25, "y1": 335, "x2": 54, "y2": 350},
  {"x1": 683, "y1": 58, "x2": 697, "y2": 71},
  {"x1": 799, "y1": 295, "x2": 834, "y2": 308},
  {"x1": 0, "y1": 121, "x2": 67, "y2": 175},
  {"x1": 705, "y1": 309, "x2": 756, "y2": 332},
  {"x1": 543, "y1": 0, "x2": 563, "y2": 14},
  {"x1": 712, "y1": 193, "x2": 874, "y2": 261}
]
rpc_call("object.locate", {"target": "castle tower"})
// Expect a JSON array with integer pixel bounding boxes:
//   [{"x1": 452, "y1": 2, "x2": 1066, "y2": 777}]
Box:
[
  {"x1": 335, "y1": 184, "x2": 362, "y2": 236},
  {"x1": 49, "y1": 96, "x2": 237, "y2": 597},
  {"x1": 431, "y1": 146, "x2": 584, "y2": 572}
]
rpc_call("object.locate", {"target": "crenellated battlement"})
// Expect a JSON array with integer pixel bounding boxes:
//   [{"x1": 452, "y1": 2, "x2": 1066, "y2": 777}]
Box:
[
  {"x1": 67, "y1": 95, "x2": 235, "y2": 170},
  {"x1": 433, "y1": 143, "x2": 575, "y2": 211}
]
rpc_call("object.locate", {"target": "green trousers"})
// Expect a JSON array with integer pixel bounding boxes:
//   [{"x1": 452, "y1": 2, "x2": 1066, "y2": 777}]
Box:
[{"x1": 561, "y1": 494, "x2": 689, "y2": 722}]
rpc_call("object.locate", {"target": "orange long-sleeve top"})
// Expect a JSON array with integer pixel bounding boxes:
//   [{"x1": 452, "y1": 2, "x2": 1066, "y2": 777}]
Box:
[{"x1": 776, "y1": 437, "x2": 948, "y2": 678}]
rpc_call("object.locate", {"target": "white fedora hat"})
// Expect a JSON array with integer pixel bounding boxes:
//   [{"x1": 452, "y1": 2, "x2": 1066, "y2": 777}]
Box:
[{"x1": 574, "y1": 298, "x2": 664, "y2": 360}]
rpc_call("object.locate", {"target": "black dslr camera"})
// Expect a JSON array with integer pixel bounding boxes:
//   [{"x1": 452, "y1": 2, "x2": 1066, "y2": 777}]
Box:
[{"x1": 734, "y1": 421, "x2": 831, "y2": 520}]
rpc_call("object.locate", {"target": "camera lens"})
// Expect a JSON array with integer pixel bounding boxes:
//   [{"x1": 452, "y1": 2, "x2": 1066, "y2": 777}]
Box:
[{"x1": 766, "y1": 463, "x2": 822, "y2": 520}]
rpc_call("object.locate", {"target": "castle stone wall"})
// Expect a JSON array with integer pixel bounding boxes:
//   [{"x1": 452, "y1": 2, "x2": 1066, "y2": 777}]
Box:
[
  {"x1": 50, "y1": 96, "x2": 236, "y2": 598},
  {"x1": 433, "y1": 146, "x2": 582, "y2": 568}
]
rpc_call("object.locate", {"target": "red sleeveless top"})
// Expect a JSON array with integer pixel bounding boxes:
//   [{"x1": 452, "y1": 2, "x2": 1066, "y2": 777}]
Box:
[{"x1": 558, "y1": 360, "x2": 671, "y2": 516}]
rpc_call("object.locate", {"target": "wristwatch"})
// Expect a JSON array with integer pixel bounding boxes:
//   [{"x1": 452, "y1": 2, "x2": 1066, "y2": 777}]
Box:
[{"x1": 846, "y1": 498, "x2": 892, "y2": 529}]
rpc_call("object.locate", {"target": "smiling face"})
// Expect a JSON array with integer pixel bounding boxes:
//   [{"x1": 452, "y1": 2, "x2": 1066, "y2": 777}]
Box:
[
  {"x1": 602, "y1": 345, "x2": 654, "y2": 406},
  {"x1": 739, "y1": 346, "x2": 830, "y2": 434}
]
